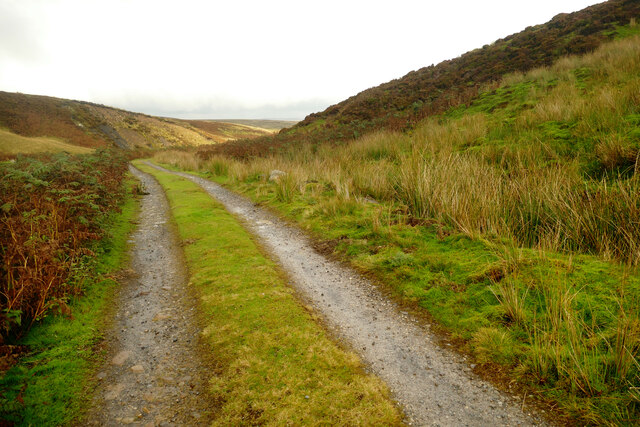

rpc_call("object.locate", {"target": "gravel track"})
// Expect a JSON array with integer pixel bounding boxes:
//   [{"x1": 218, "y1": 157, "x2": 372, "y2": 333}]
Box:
[
  {"x1": 144, "y1": 162, "x2": 547, "y2": 426},
  {"x1": 87, "y1": 166, "x2": 213, "y2": 426}
]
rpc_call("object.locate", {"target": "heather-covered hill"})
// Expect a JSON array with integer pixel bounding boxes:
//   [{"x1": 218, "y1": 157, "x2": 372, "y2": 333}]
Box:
[
  {"x1": 199, "y1": 0, "x2": 640, "y2": 158},
  {"x1": 297, "y1": 0, "x2": 640, "y2": 130}
]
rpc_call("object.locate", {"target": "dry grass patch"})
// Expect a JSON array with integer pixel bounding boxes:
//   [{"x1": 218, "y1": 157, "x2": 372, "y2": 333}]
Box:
[{"x1": 0, "y1": 128, "x2": 93, "y2": 156}]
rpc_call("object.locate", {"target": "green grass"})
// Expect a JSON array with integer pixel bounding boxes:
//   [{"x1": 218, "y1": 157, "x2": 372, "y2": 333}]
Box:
[
  {"x1": 609, "y1": 21, "x2": 640, "y2": 40},
  {"x1": 0, "y1": 178, "x2": 138, "y2": 425},
  {"x1": 134, "y1": 162, "x2": 403, "y2": 425}
]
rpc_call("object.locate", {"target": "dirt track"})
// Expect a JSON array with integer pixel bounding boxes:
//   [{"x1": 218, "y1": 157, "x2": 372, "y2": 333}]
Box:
[
  {"x1": 87, "y1": 165, "x2": 213, "y2": 426},
  {"x1": 144, "y1": 162, "x2": 547, "y2": 426}
]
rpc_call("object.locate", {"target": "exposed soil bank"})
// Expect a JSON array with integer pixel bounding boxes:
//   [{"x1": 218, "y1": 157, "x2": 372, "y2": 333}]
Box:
[
  {"x1": 86, "y1": 166, "x2": 213, "y2": 426},
  {"x1": 145, "y1": 162, "x2": 547, "y2": 426}
]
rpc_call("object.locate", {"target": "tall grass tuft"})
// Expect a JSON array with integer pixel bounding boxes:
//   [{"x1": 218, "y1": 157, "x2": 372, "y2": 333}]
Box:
[
  {"x1": 274, "y1": 173, "x2": 298, "y2": 203},
  {"x1": 153, "y1": 150, "x2": 202, "y2": 171},
  {"x1": 205, "y1": 155, "x2": 229, "y2": 177}
]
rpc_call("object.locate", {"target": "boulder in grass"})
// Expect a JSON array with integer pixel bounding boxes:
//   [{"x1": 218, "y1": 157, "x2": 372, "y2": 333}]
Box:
[{"x1": 269, "y1": 170, "x2": 286, "y2": 182}]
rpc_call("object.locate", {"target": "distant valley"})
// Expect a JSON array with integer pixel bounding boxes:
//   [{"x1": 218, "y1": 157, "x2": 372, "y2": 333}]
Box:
[{"x1": 0, "y1": 91, "x2": 294, "y2": 157}]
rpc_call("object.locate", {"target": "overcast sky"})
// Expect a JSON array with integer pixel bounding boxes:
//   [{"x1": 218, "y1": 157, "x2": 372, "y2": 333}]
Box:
[{"x1": 0, "y1": 0, "x2": 602, "y2": 120}]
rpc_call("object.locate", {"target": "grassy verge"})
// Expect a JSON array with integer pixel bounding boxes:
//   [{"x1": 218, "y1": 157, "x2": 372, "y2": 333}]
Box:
[
  {"x1": 134, "y1": 161, "x2": 403, "y2": 425},
  {"x1": 0, "y1": 177, "x2": 138, "y2": 425}
]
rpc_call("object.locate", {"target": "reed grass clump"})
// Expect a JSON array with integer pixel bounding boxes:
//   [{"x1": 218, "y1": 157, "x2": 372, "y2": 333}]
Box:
[
  {"x1": 274, "y1": 173, "x2": 298, "y2": 203},
  {"x1": 153, "y1": 150, "x2": 202, "y2": 171}
]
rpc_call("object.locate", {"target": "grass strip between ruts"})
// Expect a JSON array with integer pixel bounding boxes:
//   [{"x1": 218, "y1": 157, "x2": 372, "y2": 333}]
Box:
[{"x1": 135, "y1": 162, "x2": 403, "y2": 425}]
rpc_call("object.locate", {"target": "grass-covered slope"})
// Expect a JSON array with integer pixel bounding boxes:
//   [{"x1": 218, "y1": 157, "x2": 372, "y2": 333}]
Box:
[
  {"x1": 0, "y1": 91, "x2": 273, "y2": 156},
  {"x1": 297, "y1": 0, "x2": 640, "y2": 131},
  {"x1": 0, "y1": 92, "x2": 109, "y2": 150},
  {"x1": 185, "y1": 119, "x2": 275, "y2": 142},
  {"x1": 153, "y1": 34, "x2": 640, "y2": 424},
  {"x1": 0, "y1": 128, "x2": 93, "y2": 158},
  {"x1": 199, "y1": 0, "x2": 640, "y2": 158}
]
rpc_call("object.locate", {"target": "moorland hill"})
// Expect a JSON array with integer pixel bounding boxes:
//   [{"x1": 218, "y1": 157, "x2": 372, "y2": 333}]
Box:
[
  {"x1": 199, "y1": 0, "x2": 640, "y2": 158},
  {"x1": 0, "y1": 91, "x2": 275, "y2": 156}
]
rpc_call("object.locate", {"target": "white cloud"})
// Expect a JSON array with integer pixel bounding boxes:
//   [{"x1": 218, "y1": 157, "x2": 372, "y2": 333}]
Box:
[{"x1": 0, "y1": 0, "x2": 602, "y2": 119}]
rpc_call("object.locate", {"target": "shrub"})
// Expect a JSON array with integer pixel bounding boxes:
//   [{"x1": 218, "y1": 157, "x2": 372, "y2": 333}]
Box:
[{"x1": 0, "y1": 150, "x2": 128, "y2": 342}]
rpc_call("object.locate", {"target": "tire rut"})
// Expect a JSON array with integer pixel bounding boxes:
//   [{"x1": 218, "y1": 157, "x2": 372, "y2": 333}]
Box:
[
  {"x1": 86, "y1": 165, "x2": 213, "y2": 426},
  {"x1": 144, "y1": 161, "x2": 548, "y2": 427}
]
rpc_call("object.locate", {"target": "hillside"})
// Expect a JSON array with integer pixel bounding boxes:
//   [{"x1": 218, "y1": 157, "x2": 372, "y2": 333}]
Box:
[
  {"x1": 206, "y1": 119, "x2": 298, "y2": 131},
  {"x1": 0, "y1": 128, "x2": 93, "y2": 158},
  {"x1": 186, "y1": 120, "x2": 279, "y2": 142},
  {"x1": 296, "y1": 0, "x2": 639, "y2": 131},
  {"x1": 199, "y1": 0, "x2": 640, "y2": 158},
  {"x1": 157, "y1": 25, "x2": 640, "y2": 424},
  {"x1": 0, "y1": 92, "x2": 273, "y2": 155}
]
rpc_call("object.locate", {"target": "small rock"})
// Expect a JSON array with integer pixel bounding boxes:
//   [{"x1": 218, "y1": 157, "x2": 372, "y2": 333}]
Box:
[
  {"x1": 105, "y1": 383, "x2": 125, "y2": 400},
  {"x1": 363, "y1": 196, "x2": 379, "y2": 204},
  {"x1": 96, "y1": 371, "x2": 107, "y2": 380},
  {"x1": 121, "y1": 417, "x2": 135, "y2": 424},
  {"x1": 131, "y1": 364, "x2": 145, "y2": 373},
  {"x1": 112, "y1": 350, "x2": 132, "y2": 366},
  {"x1": 269, "y1": 170, "x2": 286, "y2": 182},
  {"x1": 158, "y1": 375, "x2": 175, "y2": 384},
  {"x1": 153, "y1": 313, "x2": 171, "y2": 321}
]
